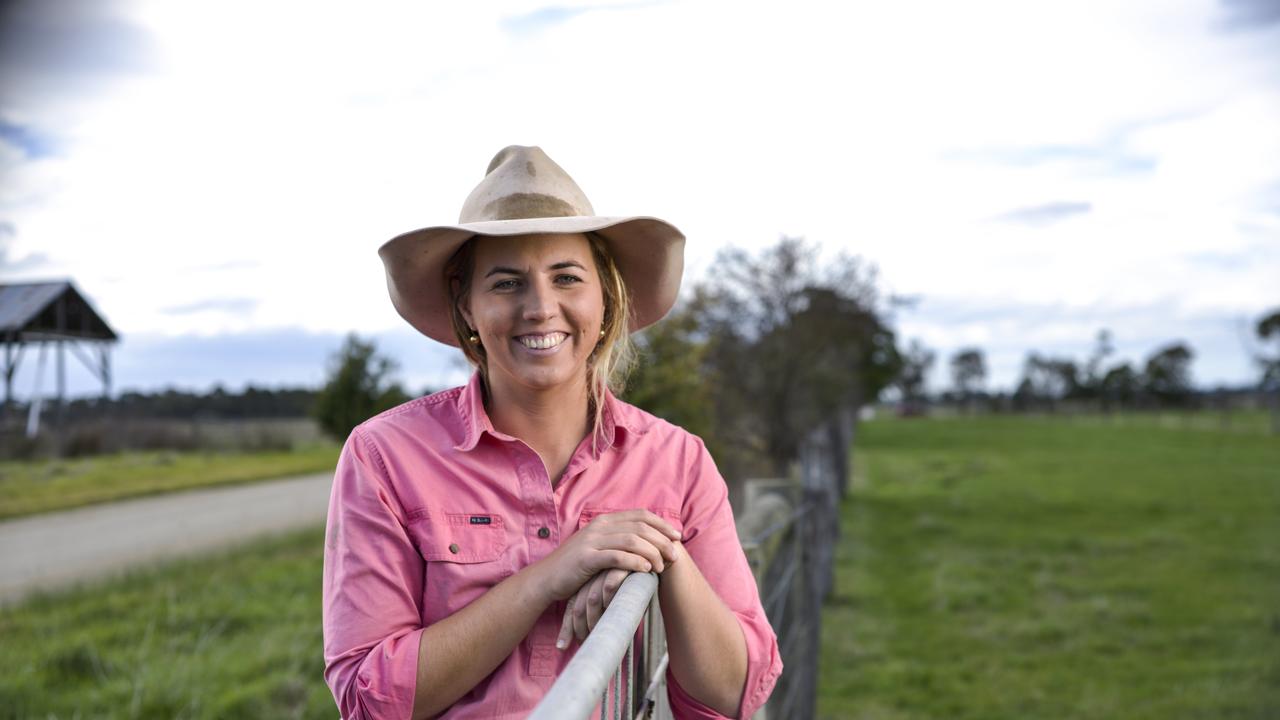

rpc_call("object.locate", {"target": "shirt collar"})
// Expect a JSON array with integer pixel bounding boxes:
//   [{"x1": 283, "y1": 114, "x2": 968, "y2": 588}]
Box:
[
  {"x1": 453, "y1": 371, "x2": 496, "y2": 452},
  {"x1": 452, "y1": 370, "x2": 644, "y2": 453}
]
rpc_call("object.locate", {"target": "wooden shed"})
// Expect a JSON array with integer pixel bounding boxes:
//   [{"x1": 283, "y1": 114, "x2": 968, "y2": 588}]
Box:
[{"x1": 0, "y1": 280, "x2": 118, "y2": 437}]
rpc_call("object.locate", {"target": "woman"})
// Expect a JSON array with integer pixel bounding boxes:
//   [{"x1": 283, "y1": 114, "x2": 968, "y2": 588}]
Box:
[{"x1": 322, "y1": 146, "x2": 781, "y2": 719}]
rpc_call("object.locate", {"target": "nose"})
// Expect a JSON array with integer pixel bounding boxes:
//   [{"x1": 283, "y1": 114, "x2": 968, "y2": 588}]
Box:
[{"x1": 522, "y1": 277, "x2": 557, "y2": 322}]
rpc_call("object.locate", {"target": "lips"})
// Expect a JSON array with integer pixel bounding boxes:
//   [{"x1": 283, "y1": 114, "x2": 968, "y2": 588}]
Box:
[{"x1": 516, "y1": 332, "x2": 569, "y2": 350}]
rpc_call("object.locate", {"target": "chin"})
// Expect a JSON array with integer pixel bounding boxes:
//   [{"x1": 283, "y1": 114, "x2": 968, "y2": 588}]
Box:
[{"x1": 500, "y1": 362, "x2": 588, "y2": 394}]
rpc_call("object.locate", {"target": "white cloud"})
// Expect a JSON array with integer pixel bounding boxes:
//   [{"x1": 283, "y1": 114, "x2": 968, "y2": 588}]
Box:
[{"x1": 1, "y1": 0, "x2": 1277, "y2": 392}]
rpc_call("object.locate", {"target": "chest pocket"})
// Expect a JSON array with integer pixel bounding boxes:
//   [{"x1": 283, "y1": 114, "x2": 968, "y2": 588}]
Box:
[
  {"x1": 411, "y1": 510, "x2": 507, "y2": 562},
  {"x1": 408, "y1": 509, "x2": 512, "y2": 623},
  {"x1": 577, "y1": 506, "x2": 684, "y2": 536}
]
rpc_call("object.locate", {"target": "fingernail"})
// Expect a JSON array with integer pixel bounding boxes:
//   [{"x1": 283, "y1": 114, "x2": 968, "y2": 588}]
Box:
[
  {"x1": 556, "y1": 638, "x2": 567, "y2": 650},
  {"x1": 643, "y1": 562, "x2": 652, "y2": 572}
]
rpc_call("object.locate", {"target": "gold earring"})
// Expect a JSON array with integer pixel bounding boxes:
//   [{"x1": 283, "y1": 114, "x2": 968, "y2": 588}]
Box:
[
  {"x1": 468, "y1": 333, "x2": 480, "y2": 345},
  {"x1": 599, "y1": 329, "x2": 605, "y2": 337}
]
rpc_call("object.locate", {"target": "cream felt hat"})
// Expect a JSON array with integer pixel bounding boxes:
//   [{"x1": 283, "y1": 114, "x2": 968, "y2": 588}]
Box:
[{"x1": 379, "y1": 145, "x2": 686, "y2": 347}]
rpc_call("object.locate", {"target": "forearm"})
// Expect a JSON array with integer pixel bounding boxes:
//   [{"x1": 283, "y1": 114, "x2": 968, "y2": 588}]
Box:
[
  {"x1": 658, "y1": 543, "x2": 748, "y2": 717},
  {"x1": 411, "y1": 563, "x2": 551, "y2": 719}
]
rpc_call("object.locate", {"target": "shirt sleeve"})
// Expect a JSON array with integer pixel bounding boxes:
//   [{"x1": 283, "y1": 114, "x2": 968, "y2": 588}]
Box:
[
  {"x1": 667, "y1": 435, "x2": 783, "y2": 719},
  {"x1": 322, "y1": 426, "x2": 425, "y2": 720}
]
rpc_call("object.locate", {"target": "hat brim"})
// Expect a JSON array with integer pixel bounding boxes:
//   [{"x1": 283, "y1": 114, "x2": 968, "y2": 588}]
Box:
[{"x1": 378, "y1": 215, "x2": 685, "y2": 347}]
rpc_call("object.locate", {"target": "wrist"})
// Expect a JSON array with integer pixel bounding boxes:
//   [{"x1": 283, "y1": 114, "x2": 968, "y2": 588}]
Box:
[
  {"x1": 514, "y1": 557, "x2": 556, "y2": 609},
  {"x1": 659, "y1": 541, "x2": 691, "y2": 584}
]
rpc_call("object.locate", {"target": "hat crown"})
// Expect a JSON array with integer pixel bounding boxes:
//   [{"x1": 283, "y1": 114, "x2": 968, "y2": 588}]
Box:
[{"x1": 458, "y1": 145, "x2": 596, "y2": 224}]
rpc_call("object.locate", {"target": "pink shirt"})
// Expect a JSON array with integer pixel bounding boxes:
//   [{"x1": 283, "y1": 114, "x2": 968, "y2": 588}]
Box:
[{"x1": 322, "y1": 371, "x2": 782, "y2": 719}]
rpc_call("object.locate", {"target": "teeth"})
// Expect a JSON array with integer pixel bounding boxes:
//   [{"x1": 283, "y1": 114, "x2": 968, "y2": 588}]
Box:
[{"x1": 519, "y1": 333, "x2": 566, "y2": 349}]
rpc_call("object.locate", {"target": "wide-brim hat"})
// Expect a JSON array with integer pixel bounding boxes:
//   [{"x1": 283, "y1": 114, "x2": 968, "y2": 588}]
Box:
[{"x1": 379, "y1": 145, "x2": 686, "y2": 347}]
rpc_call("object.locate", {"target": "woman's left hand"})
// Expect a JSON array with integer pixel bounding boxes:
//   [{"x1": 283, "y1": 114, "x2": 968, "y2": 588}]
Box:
[{"x1": 556, "y1": 567, "x2": 631, "y2": 648}]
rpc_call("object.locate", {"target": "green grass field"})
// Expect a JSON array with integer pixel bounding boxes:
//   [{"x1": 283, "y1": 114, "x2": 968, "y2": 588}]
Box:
[
  {"x1": 818, "y1": 415, "x2": 1280, "y2": 719},
  {"x1": 1, "y1": 414, "x2": 1275, "y2": 718},
  {"x1": 0, "y1": 526, "x2": 333, "y2": 719},
  {"x1": 0, "y1": 443, "x2": 341, "y2": 521}
]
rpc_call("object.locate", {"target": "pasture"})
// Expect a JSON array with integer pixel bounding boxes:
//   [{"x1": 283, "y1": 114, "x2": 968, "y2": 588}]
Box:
[
  {"x1": 0, "y1": 413, "x2": 1275, "y2": 718},
  {"x1": 0, "y1": 443, "x2": 340, "y2": 521},
  {"x1": 818, "y1": 414, "x2": 1280, "y2": 719}
]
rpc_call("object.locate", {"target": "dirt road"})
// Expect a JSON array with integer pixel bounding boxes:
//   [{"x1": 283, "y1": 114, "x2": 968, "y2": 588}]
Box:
[{"x1": 0, "y1": 472, "x2": 333, "y2": 607}]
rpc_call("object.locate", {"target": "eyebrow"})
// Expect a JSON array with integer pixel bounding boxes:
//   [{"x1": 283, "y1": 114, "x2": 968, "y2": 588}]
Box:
[
  {"x1": 483, "y1": 260, "x2": 586, "y2": 278},
  {"x1": 484, "y1": 266, "x2": 522, "y2": 278}
]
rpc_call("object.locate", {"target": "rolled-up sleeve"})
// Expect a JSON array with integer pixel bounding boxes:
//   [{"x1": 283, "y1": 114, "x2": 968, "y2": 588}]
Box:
[
  {"x1": 322, "y1": 426, "x2": 425, "y2": 720},
  {"x1": 668, "y1": 436, "x2": 783, "y2": 719}
]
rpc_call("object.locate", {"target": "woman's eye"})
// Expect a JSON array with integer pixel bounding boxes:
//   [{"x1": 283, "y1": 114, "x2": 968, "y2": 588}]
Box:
[
  {"x1": 556, "y1": 274, "x2": 583, "y2": 285},
  {"x1": 492, "y1": 279, "x2": 519, "y2": 290}
]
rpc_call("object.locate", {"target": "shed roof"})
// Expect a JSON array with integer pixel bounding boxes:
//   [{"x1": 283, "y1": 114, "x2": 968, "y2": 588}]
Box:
[{"x1": 0, "y1": 280, "x2": 119, "y2": 341}]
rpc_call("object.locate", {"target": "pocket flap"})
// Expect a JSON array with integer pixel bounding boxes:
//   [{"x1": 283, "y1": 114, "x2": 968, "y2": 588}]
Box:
[{"x1": 411, "y1": 510, "x2": 507, "y2": 563}]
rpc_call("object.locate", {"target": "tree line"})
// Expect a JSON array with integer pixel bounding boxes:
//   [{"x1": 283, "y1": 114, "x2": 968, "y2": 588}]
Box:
[
  {"x1": 898, "y1": 310, "x2": 1280, "y2": 416},
  {"x1": 12, "y1": 239, "x2": 1276, "y2": 456}
]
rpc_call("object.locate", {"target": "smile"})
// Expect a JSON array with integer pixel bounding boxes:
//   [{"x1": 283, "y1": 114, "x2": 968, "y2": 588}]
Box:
[{"x1": 516, "y1": 332, "x2": 568, "y2": 350}]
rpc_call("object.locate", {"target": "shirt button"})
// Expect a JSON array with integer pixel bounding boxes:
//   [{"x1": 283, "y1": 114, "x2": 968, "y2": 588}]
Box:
[
  {"x1": 448, "y1": 543, "x2": 460, "y2": 554},
  {"x1": 537, "y1": 527, "x2": 551, "y2": 539}
]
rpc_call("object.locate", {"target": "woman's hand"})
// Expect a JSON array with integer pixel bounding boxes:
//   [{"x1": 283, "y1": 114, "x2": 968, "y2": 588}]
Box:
[
  {"x1": 557, "y1": 567, "x2": 631, "y2": 648},
  {"x1": 531, "y1": 509, "x2": 681, "y2": 607}
]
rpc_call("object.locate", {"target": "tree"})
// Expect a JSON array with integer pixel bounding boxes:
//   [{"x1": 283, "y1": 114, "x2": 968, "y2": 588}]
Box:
[
  {"x1": 1099, "y1": 362, "x2": 1140, "y2": 411},
  {"x1": 689, "y1": 236, "x2": 899, "y2": 477},
  {"x1": 1255, "y1": 308, "x2": 1280, "y2": 432},
  {"x1": 949, "y1": 347, "x2": 986, "y2": 411},
  {"x1": 1256, "y1": 308, "x2": 1280, "y2": 386},
  {"x1": 1143, "y1": 342, "x2": 1195, "y2": 408},
  {"x1": 895, "y1": 339, "x2": 934, "y2": 415},
  {"x1": 313, "y1": 333, "x2": 411, "y2": 442},
  {"x1": 1081, "y1": 329, "x2": 1115, "y2": 401},
  {"x1": 624, "y1": 305, "x2": 715, "y2": 446},
  {"x1": 1016, "y1": 353, "x2": 1079, "y2": 411}
]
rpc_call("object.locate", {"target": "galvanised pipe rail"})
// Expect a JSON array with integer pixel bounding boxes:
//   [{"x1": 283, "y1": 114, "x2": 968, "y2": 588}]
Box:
[{"x1": 528, "y1": 572, "x2": 658, "y2": 720}]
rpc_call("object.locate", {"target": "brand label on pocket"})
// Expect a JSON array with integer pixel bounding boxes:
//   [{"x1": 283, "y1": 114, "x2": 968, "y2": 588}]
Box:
[{"x1": 469, "y1": 515, "x2": 492, "y2": 525}]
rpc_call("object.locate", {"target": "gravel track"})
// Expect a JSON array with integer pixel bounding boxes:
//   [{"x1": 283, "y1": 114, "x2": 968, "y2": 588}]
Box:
[{"x1": 0, "y1": 472, "x2": 333, "y2": 607}]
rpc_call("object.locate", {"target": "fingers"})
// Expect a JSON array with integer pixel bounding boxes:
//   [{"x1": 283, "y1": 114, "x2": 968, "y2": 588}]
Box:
[
  {"x1": 543, "y1": 510, "x2": 682, "y2": 604},
  {"x1": 557, "y1": 598, "x2": 575, "y2": 650},
  {"x1": 590, "y1": 528, "x2": 671, "y2": 572},
  {"x1": 593, "y1": 509, "x2": 682, "y2": 542},
  {"x1": 557, "y1": 568, "x2": 637, "y2": 650},
  {"x1": 613, "y1": 522, "x2": 680, "y2": 565},
  {"x1": 572, "y1": 585, "x2": 590, "y2": 640},
  {"x1": 583, "y1": 573, "x2": 609, "y2": 638},
  {"x1": 598, "y1": 549, "x2": 654, "y2": 575},
  {"x1": 602, "y1": 568, "x2": 628, "y2": 606}
]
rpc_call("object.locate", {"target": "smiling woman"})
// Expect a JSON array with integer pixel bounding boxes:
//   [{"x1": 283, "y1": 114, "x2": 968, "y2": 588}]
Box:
[{"x1": 322, "y1": 146, "x2": 782, "y2": 719}]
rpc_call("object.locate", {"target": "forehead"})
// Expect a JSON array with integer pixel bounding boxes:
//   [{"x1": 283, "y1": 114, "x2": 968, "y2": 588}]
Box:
[{"x1": 471, "y1": 232, "x2": 594, "y2": 269}]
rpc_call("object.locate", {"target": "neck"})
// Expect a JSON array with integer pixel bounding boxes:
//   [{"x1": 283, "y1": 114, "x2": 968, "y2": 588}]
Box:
[{"x1": 484, "y1": 372, "x2": 594, "y2": 463}]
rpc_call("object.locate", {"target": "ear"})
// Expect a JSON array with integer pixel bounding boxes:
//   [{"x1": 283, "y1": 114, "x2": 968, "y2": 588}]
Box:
[
  {"x1": 452, "y1": 278, "x2": 475, "y2": 330},
  {"x1": 459, "y1": 301, "x2": 475, "y2": 332}
]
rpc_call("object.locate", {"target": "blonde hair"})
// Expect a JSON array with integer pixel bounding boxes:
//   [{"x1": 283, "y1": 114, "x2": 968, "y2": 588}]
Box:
[{"x1": 444, "y1": 232, "x2": 636, "y2": 453}]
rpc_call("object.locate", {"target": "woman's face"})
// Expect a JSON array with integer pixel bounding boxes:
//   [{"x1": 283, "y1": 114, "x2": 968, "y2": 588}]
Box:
[{"x1": 460, "y1": 232, "x2": 605, "y2": 398}]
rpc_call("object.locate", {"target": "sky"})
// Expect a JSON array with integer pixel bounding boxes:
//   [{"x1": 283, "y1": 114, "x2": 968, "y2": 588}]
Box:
[{"x1": 1, "y1": 0, "x2": 1277, "y2": 401}]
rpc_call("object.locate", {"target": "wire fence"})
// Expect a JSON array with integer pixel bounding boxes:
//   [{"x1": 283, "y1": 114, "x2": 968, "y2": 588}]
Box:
[{"x1": 531, "y1": 414, "x2": 850, "y2": 719}]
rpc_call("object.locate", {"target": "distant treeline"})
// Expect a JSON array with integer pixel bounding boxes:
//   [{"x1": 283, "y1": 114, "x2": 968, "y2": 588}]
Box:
[
  {"x1": 7, "y1": 385, "x2": 334, "y2": 421},
  {"x1": 895, "y1": 314, "x2": 1280, "y2": 422}
]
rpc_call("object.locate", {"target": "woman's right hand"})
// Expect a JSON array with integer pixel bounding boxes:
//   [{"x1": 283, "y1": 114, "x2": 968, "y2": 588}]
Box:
[{"x1": 531, "y1": 509, "x2": 682, "y2": 605}]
